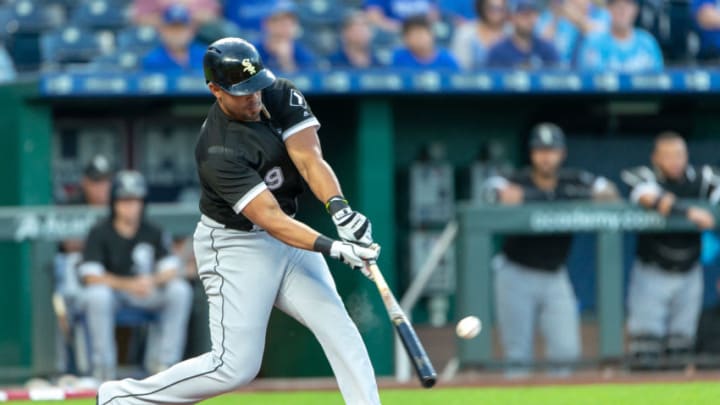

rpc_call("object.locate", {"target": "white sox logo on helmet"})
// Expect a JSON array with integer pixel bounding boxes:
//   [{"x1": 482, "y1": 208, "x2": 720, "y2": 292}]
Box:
[{"x1": 242, "y1": 59, "x2": 256, "y2": 75}]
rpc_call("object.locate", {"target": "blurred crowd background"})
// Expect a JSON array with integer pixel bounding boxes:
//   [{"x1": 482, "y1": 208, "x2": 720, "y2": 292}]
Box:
[{"x1": 1, "y1": 0, "x2": 720, "y2": 82}]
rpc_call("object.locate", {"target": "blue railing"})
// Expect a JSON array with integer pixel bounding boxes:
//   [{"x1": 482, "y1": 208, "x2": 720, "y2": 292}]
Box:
[{"x1": 39, "y1": 68, "x2": 720, "y2": 97}]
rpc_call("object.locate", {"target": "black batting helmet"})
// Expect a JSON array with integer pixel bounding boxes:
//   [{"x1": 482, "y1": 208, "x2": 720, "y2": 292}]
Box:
[{"x1": 203, "y1": 37, "x2": 276, "y2": 96}]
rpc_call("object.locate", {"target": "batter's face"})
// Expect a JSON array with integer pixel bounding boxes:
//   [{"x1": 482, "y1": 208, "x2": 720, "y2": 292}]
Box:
[
  {"x1": 209, "y1": 83, "x2": 263, "y2": 122},
  {"x1": 531, "y1": 148, "x2": 565, "y2": 176},
  {"x1": 114, "y1": 198, "x2": 143, "y2": 224},
  {"x1": 653, "y1": 138, "x2": 688, "y2": 180}
]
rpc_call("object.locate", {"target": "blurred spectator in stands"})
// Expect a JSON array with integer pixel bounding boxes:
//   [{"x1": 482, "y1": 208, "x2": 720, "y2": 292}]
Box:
[
  {"x1": 484, "y1": 123, "x2": 618, "y2": 377},
  {"x1": 692, "y1": 0, "x2": 720, "y2": 60},
  {"x1": 451, "y1": 0, "x2": 507, "y2": 70},
  {"x1": 536, "y1": 0, "x2": 610, "y2": 66},
  {"x1": 329, "y1": 11, "x2": 382, "y2": 68},
  {"x1": 54, "y1": 155, "x2": 113, "y2": 374},
  {"x1": 133, "y1": 0, "x2": 219, "y2": 27},
  {"x1": 255, "y1": 2, "x2": 317, "y2": 73},
  {"x1": 0, "y1": 44, "x2": 16, "y2": 83},
  {"x1": 392, "y1": 15, "x2": 460, "y2": 69},
  {"x1": 224, "y1": 0, "x2": 278, "y2": 34},
  {"x1": 576, "y1": 0, "x2": 662, "y2": 72},
  {"x1": 79, "y1": 171, "x2": 192, "y2": 380},
  {"x1": 440, "y1": 0, "x2": 478, "y2": 24},
  {"x1": 485, "y1": 0, "x2": 559, "y2": 68},
  {"x1": 141, "y1": 4, "x2": 207, "y2": 71},
  {"x1": 364, "y1": 0, "x2": 439, "y2": 33},
  {"x1": 621, "y1": 132, "x2": 718, "y2": 370}
]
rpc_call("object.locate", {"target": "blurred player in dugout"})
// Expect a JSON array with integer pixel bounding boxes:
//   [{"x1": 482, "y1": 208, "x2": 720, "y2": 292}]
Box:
[
  {"x1": 622, "y1": 132, "x2": 719, "y2": 369},
  {"x1": 54, "y1": 155, "x2": 113, "y2": 373},
  {"x1": 483, "y1": 123, "x2": 618, "y2": 377},
  {"x1": 77, "y1": 171, "x2": 193, "y2": 381}
]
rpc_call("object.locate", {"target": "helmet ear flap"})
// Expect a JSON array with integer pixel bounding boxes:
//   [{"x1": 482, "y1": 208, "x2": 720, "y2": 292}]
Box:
[{"x1": 203, "y1": 37, "x2": 276, "y2": 95}]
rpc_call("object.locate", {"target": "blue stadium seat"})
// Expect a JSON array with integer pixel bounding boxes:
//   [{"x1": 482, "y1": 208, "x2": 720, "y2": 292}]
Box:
[
  {"x1": 70, "y1": 0, "x2": 129, "y2": 30},
  {"x1": 9, "y1": 0, "x2": 65, "y2": 33},
  {"x1": 41, "y1": 26, "x2": 104, "y2": 66},
  {"x1": 296, "y1": 0, "x2": 347, "y2": 25},
  {"x1": 116, "y1": 25, "x2": 159, "y2": 52},
  {"x1": 90, "y1": 50, "x2": 140, "y2": 71}
]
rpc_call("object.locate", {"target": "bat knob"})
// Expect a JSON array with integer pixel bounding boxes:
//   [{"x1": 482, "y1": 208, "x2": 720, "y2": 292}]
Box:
[{"x1": 421, "y1": 376, "x2": 437, "y2": 388}]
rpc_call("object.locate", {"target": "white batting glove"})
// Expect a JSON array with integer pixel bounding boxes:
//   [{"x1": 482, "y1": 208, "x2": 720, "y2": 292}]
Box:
[
  {"x1": 332, "y1": 208, "x2": 373, "y2": 246},
  {"x1": 330, "y1": 241, "x2": 378, "y2": 278}
]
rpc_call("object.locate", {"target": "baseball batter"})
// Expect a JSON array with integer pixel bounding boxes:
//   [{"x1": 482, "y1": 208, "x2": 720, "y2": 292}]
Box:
[
  {"x1": 98, "y1": 38, "x2": 381, "y2": 404},
  {"x1": 484, "y1": 123, "x2": 617, "y2": 377},
  {"x1": 621, "y1": 132, "x2": 719, "y2": 369}
]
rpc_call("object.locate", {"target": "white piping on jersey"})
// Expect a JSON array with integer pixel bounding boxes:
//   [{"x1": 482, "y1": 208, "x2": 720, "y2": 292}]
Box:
[
  {"x1": 233, "y1": 182, "x2": 268, "y2": 214},
  {"x1": 282, "y1": 117, "x2": 320, "y2": 141},
  {"x1": 78, "y1": 261, "x2": 104, "y2": 278},
  {"x1": 630, "y1": 182, "x2": 661, "y2": 204}
]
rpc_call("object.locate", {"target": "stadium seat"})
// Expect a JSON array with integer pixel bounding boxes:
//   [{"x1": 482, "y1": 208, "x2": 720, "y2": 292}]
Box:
[
  {"x1": 9, "y1": 0, "x2": 65, "y2": 33},
  {"x1": 40, "y1": 26, "x2": 105, "y2": 67},
  {"x1": 70, "y1": 0, "x2": 129, "y2": 30},
  {"x1": 296, "y1": 0, "x2": 347, "y2": 25},
  {"x1": 90, "y1": 50, "x2": 140, "y2": 71},
  {"x1": 116, "y1": 25, "x2": 159, "y2": 52}
]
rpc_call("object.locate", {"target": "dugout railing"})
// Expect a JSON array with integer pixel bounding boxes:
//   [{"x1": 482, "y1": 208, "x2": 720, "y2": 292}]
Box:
[{"x1": 455, "y1": 201, "x2": 717, "y2": 370}]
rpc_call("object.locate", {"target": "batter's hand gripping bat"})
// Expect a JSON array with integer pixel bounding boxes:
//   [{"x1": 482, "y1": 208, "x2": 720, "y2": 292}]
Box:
[{"x1": 364, "y1": 256, "x2": 437, "y2": 388}]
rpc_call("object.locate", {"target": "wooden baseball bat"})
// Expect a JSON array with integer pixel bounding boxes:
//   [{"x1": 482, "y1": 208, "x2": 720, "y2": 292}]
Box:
[{"x1": 365, "y1": 260, "x2": 437, "y2": 388}]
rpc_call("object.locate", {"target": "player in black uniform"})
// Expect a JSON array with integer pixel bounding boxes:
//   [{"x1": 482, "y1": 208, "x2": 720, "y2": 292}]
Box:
[
  {"x1": 98, "y1": 38, "x2": 381, "y2": 404},
  {"x1": 621, "y1": 131, "x2": 719, "y2": 369},
  {"x1": 79, "y1": 171, "x2": 192, "y2": 381},
  {"x1": 484, "y1": 123, "x2": 618, "y2": 377}
]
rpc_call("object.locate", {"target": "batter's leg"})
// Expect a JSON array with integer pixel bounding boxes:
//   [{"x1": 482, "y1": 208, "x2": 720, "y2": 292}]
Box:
[
  {"x1": 82, "y1": 284, "x2": 118, "y2": 381},
  {"x1": 274, "y1": 249, "x2": 380, "y2": 405},
  {"x1": 493, "y1": 255, "x2": 538, "y2": 377},
  {"x1": 97, "y1": 225, "x2": 288, "y2": 405},
  {"x1": 539, "y1": 269, "x2": 580, "y2": 376}
]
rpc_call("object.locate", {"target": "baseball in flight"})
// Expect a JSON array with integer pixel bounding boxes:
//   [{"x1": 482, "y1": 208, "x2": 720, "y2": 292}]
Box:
[{"x1": 456, "y1": 316, "x2": 482, "y2": 339}]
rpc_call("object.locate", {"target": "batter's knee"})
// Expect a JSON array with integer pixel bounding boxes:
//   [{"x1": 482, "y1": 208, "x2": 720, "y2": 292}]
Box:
[{"x1": 215, "y1": 354, "x2": 263, "y2": 391}]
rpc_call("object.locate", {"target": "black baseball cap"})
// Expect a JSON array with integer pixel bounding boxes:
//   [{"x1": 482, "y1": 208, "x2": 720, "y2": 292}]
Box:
[
  {"x1": 529, "y1": 123, "x2": 566, "y2": 149},
  {"x1": 83, "y1": 154, "x2": 113, "y2": 180}
]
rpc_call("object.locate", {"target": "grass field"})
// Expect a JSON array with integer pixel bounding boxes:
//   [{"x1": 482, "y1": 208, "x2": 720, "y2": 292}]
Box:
[{"x1": 13, "y1": 382, "x2": 720, "y2": 405}]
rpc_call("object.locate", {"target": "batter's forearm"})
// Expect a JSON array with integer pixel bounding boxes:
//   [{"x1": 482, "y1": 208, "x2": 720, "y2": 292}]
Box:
[
  {"x1": 264, "y1": 215, "x2": 324, "y2": 251},
  {"x1": 302, "y1": 159, "x2": 344, "y2": 204}
]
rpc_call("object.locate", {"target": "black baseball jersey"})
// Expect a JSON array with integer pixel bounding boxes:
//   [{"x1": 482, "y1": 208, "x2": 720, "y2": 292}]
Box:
[
  {"x1": 622, "y1": 165, "x2": 720, "y2": 272},
  {"x1": 195, "y1": 78, "x2": 320, "y2": 231},
  {"x1": 80, "y1": 219, "x2": 169, "y2": 278},
  {"x1": 490, "y1": 168, "x2": 605, "y2": 271}
]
